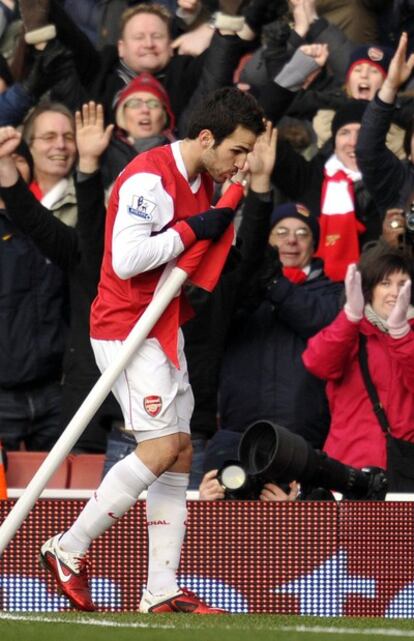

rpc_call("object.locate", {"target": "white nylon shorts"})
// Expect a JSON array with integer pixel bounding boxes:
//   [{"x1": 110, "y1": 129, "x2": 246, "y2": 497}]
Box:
[{"x1": 91, "y1": 329, "x2": 193, "y2": 443}]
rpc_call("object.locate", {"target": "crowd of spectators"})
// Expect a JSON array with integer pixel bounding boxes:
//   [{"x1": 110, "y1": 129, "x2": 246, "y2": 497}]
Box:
[{"x1": 1, "y1": 0, "x2": 414, "y2": 496}]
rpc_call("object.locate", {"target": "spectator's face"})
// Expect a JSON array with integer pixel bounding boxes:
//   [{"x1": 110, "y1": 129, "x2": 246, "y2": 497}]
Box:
[
  {"x1": 347, "y1": 62, "x2": 384, "y2": 100},
  {"x1": 269, "y1": 217, "x2": 313, "y2": 269},
  {"x1": 334, "y1": 123, "x2": 360, "y2": 172},
  {"x1": 122, "y1": 91, "x2": 167, "y2": 138},
  {"x1": 201, "y1": 126, "x2": 256, "y2": 184},
  {"x1": 29, "y1": 112, "x2": 77, "y2": 181},
  {"x1": 371, "y1": 270, "x2": 410, "y2": 320},
  {"x1": 118, "y1": 13, "x2": 172, "y2": 74}
]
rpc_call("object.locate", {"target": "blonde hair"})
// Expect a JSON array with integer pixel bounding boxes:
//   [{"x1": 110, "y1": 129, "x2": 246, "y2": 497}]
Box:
[{"x1": 120, "y1": 3, "x2": 173, "y2": 38}]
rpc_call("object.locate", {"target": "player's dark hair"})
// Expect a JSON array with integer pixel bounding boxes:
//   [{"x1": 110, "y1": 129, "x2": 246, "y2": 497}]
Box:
[{"x1": 186, "y1": 87, "x2": 265, "y2": 145}]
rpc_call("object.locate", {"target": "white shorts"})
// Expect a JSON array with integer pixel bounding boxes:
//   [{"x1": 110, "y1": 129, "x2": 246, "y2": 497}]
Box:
[{"x1": 91, "y1": 330, "x2": 194, "y2": 443}]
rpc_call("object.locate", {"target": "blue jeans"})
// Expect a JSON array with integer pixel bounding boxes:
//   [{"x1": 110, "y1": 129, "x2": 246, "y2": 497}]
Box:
[
  {"x1": 103, "y1": 428, "x2": 207, "y2": 490},
  {"x1": 102, "y1": 428, "x2": 136, "y2": 478},
  {"x1": 0, "y1": 381, "x2": 63, "y2": 450}
]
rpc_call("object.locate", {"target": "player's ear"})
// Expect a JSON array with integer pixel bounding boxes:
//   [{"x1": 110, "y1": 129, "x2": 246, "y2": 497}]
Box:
[{"x1": 199, "y1": 129, "x2": 215, "y2": 149}]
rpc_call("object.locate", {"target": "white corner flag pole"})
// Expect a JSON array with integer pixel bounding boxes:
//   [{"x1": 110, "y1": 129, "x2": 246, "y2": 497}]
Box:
[{"x1": 0, "y1": 266, "x2": 188, "y2": 556}]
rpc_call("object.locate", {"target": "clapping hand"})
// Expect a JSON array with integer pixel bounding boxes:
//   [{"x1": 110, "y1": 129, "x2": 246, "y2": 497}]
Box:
[
  {"x1": 387, "y1": 279, "x2": 412, "y2": 339},
  {"x1": 344, "y1": 263, "x2": 364, "y2": 322}
]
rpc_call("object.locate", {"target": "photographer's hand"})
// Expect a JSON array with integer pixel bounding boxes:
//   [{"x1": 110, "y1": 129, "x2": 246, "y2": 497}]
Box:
[
  {"x1": 198, "y1": 470, "x2": 225, "y2": 500},
  {"x1": 344, "y1": 263, "x2": 364, "y2": 323},
  {"x1": 387, "y1": 279, "x2": 412, "y2": 339},
  {"x1": 381, "y1": 209, "x2": 405, "y2": 248},
  {"x1": 259, "y1": 481, "x2": 299, "y2": 502}
]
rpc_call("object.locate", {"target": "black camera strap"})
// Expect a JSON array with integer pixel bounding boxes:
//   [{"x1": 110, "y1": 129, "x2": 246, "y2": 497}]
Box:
[{"x1": 358, "y1": 334, "x2": 391, "y2": 435}]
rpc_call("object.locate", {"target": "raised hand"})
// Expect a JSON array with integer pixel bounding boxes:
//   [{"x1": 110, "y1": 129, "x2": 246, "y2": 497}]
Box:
[
  {"x1": 387, "y1": 279, "x2": 412, "y2": 339},
  {"x1": 344, "y1": 263, "x2": 364, "y2": 322},
  {"x1": 0, "y1": 126, "x2": 22, "y2": 159},
  {"x1": 75, "y1": 102, "x2": 114, "y2": 173},
  {"x1": 379, "y1": 32, "x2": 414, "y2": 103},
  {"x1": 246, "y1": 121, "x2": 277, "y2": 192},
  {"x1": 299, "y1": 43, "x2": 329, "y2": 69},
  {"x1": 0, "y1": 126, "x2": 23, "y2": 187}
]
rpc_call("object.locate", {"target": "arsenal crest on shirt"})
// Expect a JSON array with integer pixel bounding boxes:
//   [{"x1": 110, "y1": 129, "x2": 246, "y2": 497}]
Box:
[{"x1": 143, "y1": 395, "x2": 162, "y2": 417}]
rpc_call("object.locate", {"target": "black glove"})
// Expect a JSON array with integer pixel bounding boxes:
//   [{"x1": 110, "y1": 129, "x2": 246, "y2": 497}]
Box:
[
  {"x1": 240, "y1": 245, "x2": 283, "y2": 311},
  {"x1": 243, "y1": 0, "x2": 288, "y2": 34},
  {"x1": 21, "y1": 53, "x2": 50, "y2": 99},
  {"x1": 261, "y1": 245, "x2": 283, "y2": 288},
  {"x1": 186, "y1": 207, "x2": 234, "y2": 241}
]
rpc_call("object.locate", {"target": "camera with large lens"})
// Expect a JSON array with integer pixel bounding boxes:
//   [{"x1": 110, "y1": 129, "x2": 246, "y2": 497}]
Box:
[
  {"x1": 403, "y1": 201, "x2": 414, "y2": 250},
  {"x1": 217, "y1": 421, "x2": 388, "y2": 501}
]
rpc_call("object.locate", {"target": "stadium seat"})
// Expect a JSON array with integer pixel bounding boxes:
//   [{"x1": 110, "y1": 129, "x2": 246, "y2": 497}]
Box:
[
  {"x1": 6, "y1": 451, "x2": 70, "y2": 488},
  {"x1": 68, "y1": 454, "x2": 105, "y2": 489}
]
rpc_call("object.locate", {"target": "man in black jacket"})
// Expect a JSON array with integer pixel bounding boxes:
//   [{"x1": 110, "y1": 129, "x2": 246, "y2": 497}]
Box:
[
  {"x1": 0, "y1": 137, "x2": 65, "y2": 451},
  {"x1": 0, "y1": 105, "x2": 123, "y2": 454},
  {"x1": 217, "y1": 201, "x2": 343, "y2": 453}
]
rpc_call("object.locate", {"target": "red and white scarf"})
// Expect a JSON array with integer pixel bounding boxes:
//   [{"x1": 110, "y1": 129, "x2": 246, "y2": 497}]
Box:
[{"x1": 316, "y1": 155, "x2": 366, "y2": 281}]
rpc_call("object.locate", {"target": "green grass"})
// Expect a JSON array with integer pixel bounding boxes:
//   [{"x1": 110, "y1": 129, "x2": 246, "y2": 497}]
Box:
[{"x1": 2, "y1": 612, "x2": 414, "y2": 641}]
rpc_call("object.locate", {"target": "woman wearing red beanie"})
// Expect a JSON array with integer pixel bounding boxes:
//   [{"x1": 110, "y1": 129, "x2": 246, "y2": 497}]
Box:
[{"x1": 102, "y1": 72, "x2": 176, "y2": 191}]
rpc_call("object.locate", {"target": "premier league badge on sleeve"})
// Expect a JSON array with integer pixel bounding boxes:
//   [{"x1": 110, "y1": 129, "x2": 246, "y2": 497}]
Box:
[{"x1": 127, "y1": 195, "x2": 156, "y2": 220}]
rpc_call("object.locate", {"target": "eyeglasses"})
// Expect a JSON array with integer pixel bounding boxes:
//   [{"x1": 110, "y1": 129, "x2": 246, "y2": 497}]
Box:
[
  {"x1": 31, "y1": 132, "x2": 76, "y2": 144},
  {"x1": 124, "y1": 98, "x2": 162, "y2": 110},
  {"x1": 271, "y1": 226, "x2": 311, "y2": 240}
]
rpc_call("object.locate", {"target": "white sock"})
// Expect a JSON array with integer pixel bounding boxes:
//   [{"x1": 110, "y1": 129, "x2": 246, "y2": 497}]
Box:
[
  {"x1": 146, "y1": 471, "x2": 189, "y2": 595},
  {"x1": 60, "y1": 452, "x2": 156, "y2": 554}
]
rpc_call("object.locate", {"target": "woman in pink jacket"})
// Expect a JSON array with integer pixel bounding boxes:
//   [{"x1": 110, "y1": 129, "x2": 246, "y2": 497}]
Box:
[{"x1": 303, "y1": 242, "x2": 414, "y2": 474}]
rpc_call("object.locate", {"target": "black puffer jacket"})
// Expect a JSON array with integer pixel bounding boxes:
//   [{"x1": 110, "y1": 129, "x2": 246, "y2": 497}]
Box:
[
  {"x1": 0, "y1": 173, "x2": 122, "y2": 452},
  {"x1": 356, "y1": 93, "x2": 414, "y2": 214},
  {"x1": 0, "y1": 210, "x2": 65, "y2": 388},
  {"x1": 218, "y1": 258, "x2": 343, "y2": 449}
]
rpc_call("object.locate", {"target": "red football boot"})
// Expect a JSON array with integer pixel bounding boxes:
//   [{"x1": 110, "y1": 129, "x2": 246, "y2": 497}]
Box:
[
  {"x1": 40, "y1": 533, "x2": 96, "y2": 611},
  {"x1": 139, "y1": 587, "x2": 227, "y2": 613}
]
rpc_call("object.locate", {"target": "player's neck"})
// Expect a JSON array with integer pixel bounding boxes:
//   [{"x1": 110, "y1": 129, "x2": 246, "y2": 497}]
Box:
[{"x1": 179, "y1": 139, "x2": 203, "y2": 182}]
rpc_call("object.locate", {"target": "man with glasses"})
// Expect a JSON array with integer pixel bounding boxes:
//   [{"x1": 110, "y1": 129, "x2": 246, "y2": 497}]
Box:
[
  {"x1": 23, "y1": 101, "x2": 78, "y2": 227},
  {"x1": 216, "y1": 201, "x2": 343, "y2": 454}
]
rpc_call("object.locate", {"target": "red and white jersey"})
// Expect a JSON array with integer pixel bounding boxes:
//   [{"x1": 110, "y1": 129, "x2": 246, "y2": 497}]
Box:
[{"x1": 90, "y1": 141, "x2": 213, "y2": 341}]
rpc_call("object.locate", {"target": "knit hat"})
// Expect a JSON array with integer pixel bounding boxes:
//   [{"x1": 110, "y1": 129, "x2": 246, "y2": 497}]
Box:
[
  {"x1": 114, "y1": 72, "x2": 175, "y2": 132},
  {"x1": 346, "y1": 44, "x2": 393, "y2": 82},
  {"x1": 270, "y1": 202, "x2": 320, "y2": 248},
  {"x1": 331, "y1": 99, "x2": 368, "y2": 140}
]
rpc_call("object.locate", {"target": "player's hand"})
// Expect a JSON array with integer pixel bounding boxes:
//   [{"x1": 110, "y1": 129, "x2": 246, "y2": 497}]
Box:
[{"x1": 185, "y1": 206, "x2": 234, "y2": 241}]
